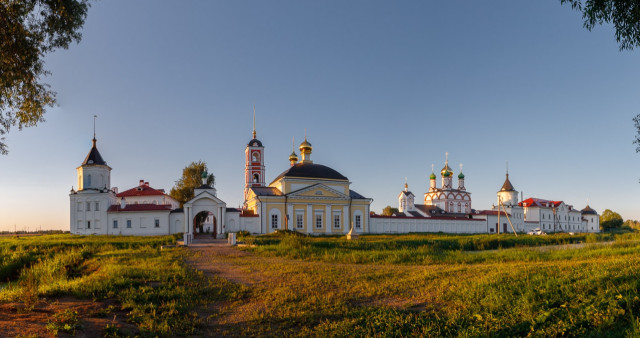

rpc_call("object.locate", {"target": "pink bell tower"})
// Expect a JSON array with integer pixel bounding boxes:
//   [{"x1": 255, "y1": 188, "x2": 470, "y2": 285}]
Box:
[{"x1": 244, "y1": 108, "x2": 265, "y2": 202}]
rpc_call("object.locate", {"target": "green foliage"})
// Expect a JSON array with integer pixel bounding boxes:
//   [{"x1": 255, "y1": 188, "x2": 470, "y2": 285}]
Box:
[
  {"x1": 46, "y1": 309, "x2": 79, "y2": 336},
  {"x1": 0, "y1": 0, "x2": 91, "y2": 154},
  {"x1": 381, "y1": 205, "x2": 399, "y2": 216},
  {"x1": 623, "y1": 219, "x2": 640, "y2": 230},
  {"x1": 601, "y1": 209, "x2": 624, "y2": 229},
  {"x1": 235, "y1": 230, "x2": 251, "y2": 238},
  {"x1": 561, "y1": 0, "x2": 640, "y2": 51},
  {"x1": 169, "y1": 161, "x2": 214, "y2": 207}
]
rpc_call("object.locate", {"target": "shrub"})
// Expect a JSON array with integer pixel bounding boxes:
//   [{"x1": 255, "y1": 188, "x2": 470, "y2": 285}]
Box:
[{"x1": 46, "y1": 309, "x2": 80, "y2": 336}]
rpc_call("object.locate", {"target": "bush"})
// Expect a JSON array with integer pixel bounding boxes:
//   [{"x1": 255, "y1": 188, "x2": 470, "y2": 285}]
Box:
[{"x1": 46, "y1": 309, "x2": 79, "y2": 336}]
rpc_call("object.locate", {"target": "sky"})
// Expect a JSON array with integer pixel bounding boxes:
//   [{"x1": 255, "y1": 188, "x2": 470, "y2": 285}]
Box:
[{"x1": 1, "y1": 0, "x2": 639, "y2": 231}]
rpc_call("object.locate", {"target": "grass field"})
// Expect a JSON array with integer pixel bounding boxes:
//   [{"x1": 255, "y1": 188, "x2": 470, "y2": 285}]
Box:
[{"x1": 2, "y1": 232, "x2": 640, "y2": 336}]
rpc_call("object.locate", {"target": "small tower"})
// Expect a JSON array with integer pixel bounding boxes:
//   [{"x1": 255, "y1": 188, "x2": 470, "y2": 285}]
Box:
[
  {"x1": 244, "y1": 108, "x2": 266, "y2": 202},
  {"x1": 429, "y1": 164, "x2": 436, "y2": 192},
  {"x1": 458, "y1": 163, "x2": 465, "y2": 191},
  {"x1": 398, "y1": 180, "x2": 415, "y2": 212},
  {"x1": 70, "y1": 116, "x2": 116, "y2": 235},
  {"x1": 288, "y1": 137, "x2": 298, "y2": 166},
  {"x1": 299, "y1": 136, "x2": 313, "y2": 164},
  {"x1": 441, "y1": 153, "x2": 453, "y2": 189},
  {"x1": 497, "y1": 170, "x2": 518, "y2": 206}
]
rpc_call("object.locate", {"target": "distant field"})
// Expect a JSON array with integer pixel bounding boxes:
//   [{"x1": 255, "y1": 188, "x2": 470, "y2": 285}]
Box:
[{"x1": 2, "y1": 232, "x2": 640, "y2": 336}]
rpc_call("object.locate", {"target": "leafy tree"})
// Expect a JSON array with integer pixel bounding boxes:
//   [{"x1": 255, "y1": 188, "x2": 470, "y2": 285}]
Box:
[
  {"x1": 382, "y1": 206, "x2": 399, "y2": 216},
  {"x1": 561, "y1": 0, "x2": 640, "y2": 51},
  {"x1": 600, "y1": 209, "x2": 624, "y2": 229},
  {"x1": 623, "y1": 219, "x2": 640, "y2": 230},
  {"x1": 169, "y1": 161, "x2": 214, "y2": 207},
  {"x1": 0, "y1": 0, "x2": 90, "y2": 154}
]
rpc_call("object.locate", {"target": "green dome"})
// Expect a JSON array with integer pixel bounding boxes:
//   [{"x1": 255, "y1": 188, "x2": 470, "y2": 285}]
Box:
[
  {"x1": 429, "y1": 172, "x2": 436, "y2": 180},
  {"x1": 201, "y1": 170, "x2": 208, "y2": 179},
  {"x1": 443, "y1": 171, "x2": 451, "y2": 178},
  {"x1": 458, "y1": 172, "x2": 465, "y2": 179}
]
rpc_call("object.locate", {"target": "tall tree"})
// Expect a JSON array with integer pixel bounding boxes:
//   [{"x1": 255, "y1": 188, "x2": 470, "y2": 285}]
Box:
[
  {"x1": 561, "y1": 0, "x2": 640, "y2": 51},
  {"x1": 0, "y1": 0, "x2": 90, "y2": 154},
  {"x1": 600, "y1": 209, "x2": 624, "y2": 229},
  {"x1": 382, "y1": 206, "x2": 399, "y2": 216},
  {"x1": 170, "y1": 161, "x2": 214, "y2": 207}
]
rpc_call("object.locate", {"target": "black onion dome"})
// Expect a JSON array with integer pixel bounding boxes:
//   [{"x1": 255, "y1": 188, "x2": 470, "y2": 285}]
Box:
[
  {"x1": 271, "y1": 163, "x2": 348, "y2": 184},
  {"x1": 248, "y1": 138, "x2": 263, "y2": 147},
  {"x1": 82, "y1": 139, "x2": 107, "y2": 165},
  {"x1": 581, "y1": 205, "x2": 597, "y2": 215}
]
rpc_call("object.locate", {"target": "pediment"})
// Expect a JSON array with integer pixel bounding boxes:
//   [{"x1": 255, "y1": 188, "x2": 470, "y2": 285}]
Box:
[
  {"x1": 185, "y1": 190, "x2": 226, "y2": 207},
  {"x1": 287, "y1": 183, "x2": 348, "y2": 199}
]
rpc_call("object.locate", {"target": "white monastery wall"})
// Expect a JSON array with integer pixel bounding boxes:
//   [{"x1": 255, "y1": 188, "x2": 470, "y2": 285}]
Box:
[{"x1": 369, "y1": 216, "x2": 487, "y2": 234}]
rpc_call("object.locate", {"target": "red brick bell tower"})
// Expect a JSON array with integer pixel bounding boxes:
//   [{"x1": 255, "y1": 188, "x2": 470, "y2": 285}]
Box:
[{"x1": 244, "y1": 111, "x2": 265, "y2": 202}]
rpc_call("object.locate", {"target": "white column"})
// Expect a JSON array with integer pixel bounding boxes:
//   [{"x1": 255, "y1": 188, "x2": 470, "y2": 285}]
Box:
[
  {"x1": 287, "y1": 204, "x2": 294, "y2": 231},
  {"x1": 217, "y1": 206, "x2": 223, "y2": 235},
  {"x1": 343, "y1": 205, "x2": 350, "y2": 234},
  {"x1": 325, "y1": 205, "x2": 331, "y2": 234},
  {"x1": 222, "y1": 207, "x2": 226, "y2": 234},
  {"x1": 307, "y1": 204, "x2": 312, "y2": 233}
]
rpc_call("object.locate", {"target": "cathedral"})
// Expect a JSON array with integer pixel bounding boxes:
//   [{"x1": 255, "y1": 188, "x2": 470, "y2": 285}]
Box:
[{"x1": 69, "y1": 120, "x2": 371, "y2": 241}]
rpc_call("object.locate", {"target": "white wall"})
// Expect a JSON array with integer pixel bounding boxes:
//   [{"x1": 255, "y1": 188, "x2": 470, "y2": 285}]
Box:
[
  {"x1": 369, "y1": 216, "x2": 487, "y2": 234},
  {"x1": 106, "y1": 211, "x2": 172, "y2": 236}
]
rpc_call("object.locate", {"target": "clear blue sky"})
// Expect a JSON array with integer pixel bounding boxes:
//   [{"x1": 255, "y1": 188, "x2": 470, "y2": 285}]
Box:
[{"x1": 1, "y1": 0, "x2": 639, "y2": 231}]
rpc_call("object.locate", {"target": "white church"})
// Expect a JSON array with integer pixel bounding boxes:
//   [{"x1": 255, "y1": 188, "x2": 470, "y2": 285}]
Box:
[{"x1": 369, "y1": 158, "x2": 600, "y2": 234}]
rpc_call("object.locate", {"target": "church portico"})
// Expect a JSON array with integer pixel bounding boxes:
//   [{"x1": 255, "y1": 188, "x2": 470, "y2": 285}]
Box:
[{"x1": 183, "y1": 191, "x2": 227, "y2": 245}]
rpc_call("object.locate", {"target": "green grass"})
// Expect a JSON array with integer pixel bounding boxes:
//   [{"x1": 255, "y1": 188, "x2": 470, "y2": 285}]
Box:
[
  {"x1": 212, "y1": 231, "x2": 640, "y2": 336},
  {"x1": 0, "y1": 234, "x2": 245, "y2": 336},
  {"x1": 5, "y1": 232, "x2": 640, "y2": 336}
]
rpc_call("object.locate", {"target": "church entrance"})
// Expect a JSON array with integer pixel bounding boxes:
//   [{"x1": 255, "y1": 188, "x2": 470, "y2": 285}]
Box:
[{"x1": 193, "y1": 211, "x2": 217, "y2": 238}]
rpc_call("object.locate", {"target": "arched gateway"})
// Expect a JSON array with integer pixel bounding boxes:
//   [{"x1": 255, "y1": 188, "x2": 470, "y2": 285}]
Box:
[{"x1": 183, "y1": 182, "x2": 226, "y2": 245}]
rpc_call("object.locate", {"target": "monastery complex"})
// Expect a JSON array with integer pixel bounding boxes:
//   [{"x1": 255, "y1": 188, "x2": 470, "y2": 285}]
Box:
[{"x1": 70, "y1": 123, "x2": 600, "y2": 242}]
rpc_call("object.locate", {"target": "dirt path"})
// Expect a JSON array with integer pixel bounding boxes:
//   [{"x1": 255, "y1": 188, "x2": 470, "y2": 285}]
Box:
[{"x1": 185, "y1": 240, "x2": 265, "y2": 285}]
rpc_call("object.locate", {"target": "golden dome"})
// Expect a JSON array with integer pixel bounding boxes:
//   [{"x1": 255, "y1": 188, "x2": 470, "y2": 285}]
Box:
[
  {"x1": 299, "y1": 139, "x2": 312, "y2": 152},
  {"x1": 289, "y1": 151, "x2": 299, "y2": 162}
]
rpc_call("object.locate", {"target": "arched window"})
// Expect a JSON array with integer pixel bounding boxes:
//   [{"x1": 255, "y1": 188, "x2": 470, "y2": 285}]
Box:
[
  {"x1": 253, "y1": 173, "x2": 259, "y2": 183},
  {"x1": 87, "y1": 174, "x2": 92, "y2": 187},
  {"x1": 252, "y1": 152, "x2": 260, "y2": 162}
]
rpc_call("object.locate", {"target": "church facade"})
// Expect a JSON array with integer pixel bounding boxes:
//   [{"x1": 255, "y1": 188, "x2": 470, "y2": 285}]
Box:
[
  {"x1": 369, "y1": 158, "x2": 600, "y2": 234},
  {"x1": 70, "y1": 124, "x2": 371, "y2": 240}
]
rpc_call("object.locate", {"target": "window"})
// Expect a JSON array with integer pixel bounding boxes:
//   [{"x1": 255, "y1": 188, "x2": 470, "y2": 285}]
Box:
[
  {"x1": 86, "y1": 202, "x2": 91, "y2": 211},
  {"x1": 95, "y1": 202, "x2": 99, "y2": 211},
  {"x1": 113, "y1": 220, "x2": 118, "y2": 229},
  {"x1": 155, "y1": 219, "x2": 160, "y2": 228},
  {"x1": 77, "y1": 202, "x2": 82, "y2": 211},
  {"x1": 315, "y1": 212, "x2": 323, "y2": 228},
  {"x1": 87, "y1": 174, "x2": 91, "y2": 187},
  {"x1": 271, "y1": 214, "x2": 278, "y2": 229},
  {"x1": 87, "y1": 220, "x2": 91, "y2": 229},
  {"x1": 253, "y1": 173, "x2": 259, "y2": 183},
  {"x1": 296, "y1": 213, "x2": 304, "y2": 229},
  {"x1": 252, "y1": 152, "x2": 260, "y2": 162},
  {"x1": 355, "y1": 215, "x2": 361, "y2": 229},
  {"x1": 126, "y1": 219, "x2": 132, "y2": 228},
  {"x1": 333, "y1": 212, "x2": 341, "y2": 228}
]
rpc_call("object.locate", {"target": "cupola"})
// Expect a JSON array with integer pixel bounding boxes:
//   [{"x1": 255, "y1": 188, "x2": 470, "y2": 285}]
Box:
[{"x1": 299, "y1": 137, "x2": 313, "y2": 163}]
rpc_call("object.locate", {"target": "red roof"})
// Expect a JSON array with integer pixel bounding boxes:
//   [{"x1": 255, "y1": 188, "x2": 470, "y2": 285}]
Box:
[
  {"x1": 519, "y1": 198, "x2": 563, "y2": 208},
  {"x1": 108, "y1": 204, "x2": 173, "y2": 212},
  {"x1": 117, "y1": 181, "x2": 168, "y2": 198}
]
